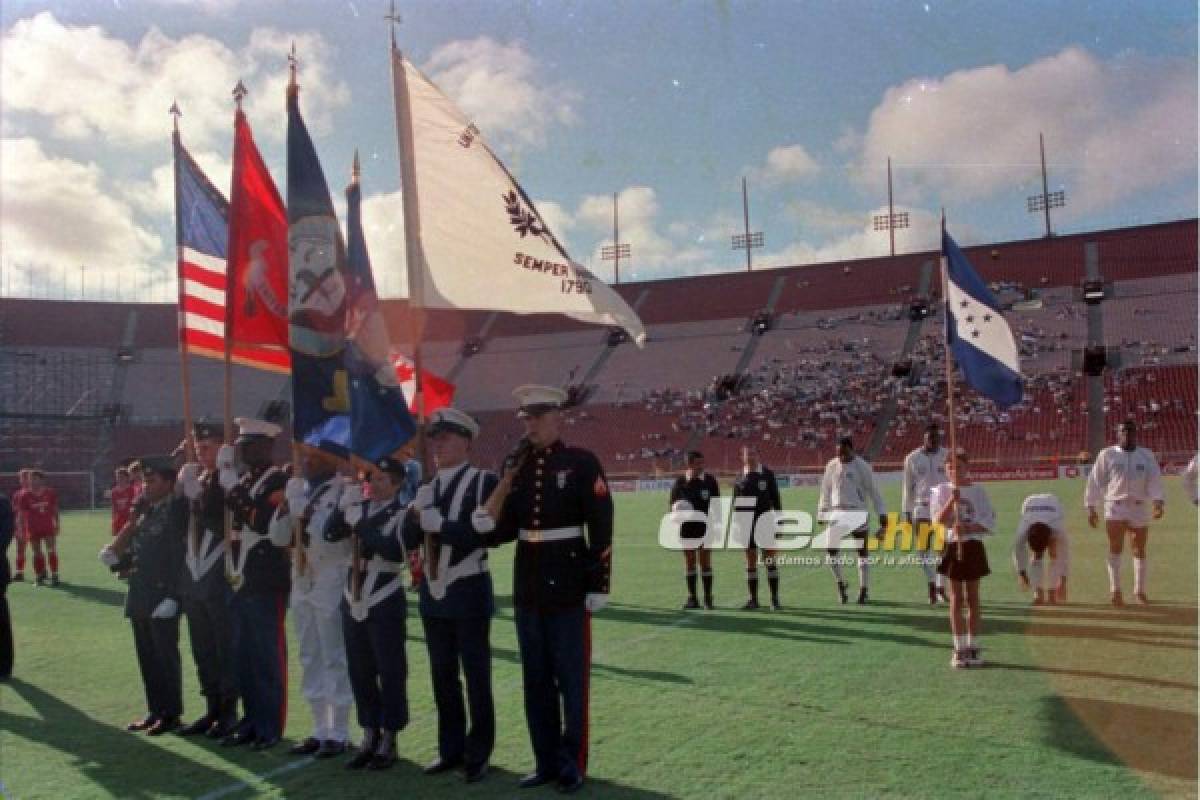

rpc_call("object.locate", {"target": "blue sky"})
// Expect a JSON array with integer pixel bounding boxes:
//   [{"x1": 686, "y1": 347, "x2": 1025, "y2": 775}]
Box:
[{"x1": 1, "y1": 0, "x2": 1195, "y2": 299}]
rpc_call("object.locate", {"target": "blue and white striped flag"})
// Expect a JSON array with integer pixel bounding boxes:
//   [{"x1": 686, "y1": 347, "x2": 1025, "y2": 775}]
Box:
[{"x1": 943, "y1": 230, "x2": 1023, "y2": 408}]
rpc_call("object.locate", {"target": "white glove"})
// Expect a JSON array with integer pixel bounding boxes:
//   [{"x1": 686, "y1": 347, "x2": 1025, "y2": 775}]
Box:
[
  {"x1": 151, "y1": 598, "x2": 179, "y2": 619},
  {"x1": 420, "y1": 506, "x2": 445, "y2": 534},
  {"x1": 413, "y1": 483, "x2": 434, "y2": 511},
  {"x1": 671, "y1": 499, "x2": 693, "y2": 512},
  {"x1": 285, "y1": 478, "x2": 307, "y2": 516},
  {"x1": 585, "y1": 593, "x2": 609, "y2": 613},
  {"x1": 216, "y1": 444, "x2": 238, "y2": 491},
  {"x1": 178, "y1": 463, "x2": 204, "y2": 501},
  {"x1": 339, "y1": 482, "x2": 365, "y2": 510},
  {"x1": 98, "y1": 545, "x2": 119, "y2": 567},
  {"x1": 471, "y1": 508, "x2": 496, "y2": 534}
]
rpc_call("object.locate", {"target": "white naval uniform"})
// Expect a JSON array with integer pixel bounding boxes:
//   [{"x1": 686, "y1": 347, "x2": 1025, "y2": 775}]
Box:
[
  {"x1": 269, "y1": 473, "x2": 353, "y2": 744},
  {"x1": 902, "y1": 446, "x2": 949, "y2": 585},
  {"x1": 1011, "y1": 494, "x2": 1070, "y2": 590},
  {"x1": 1084, "y1": 446, "x2": 1164, "y2": 527}
]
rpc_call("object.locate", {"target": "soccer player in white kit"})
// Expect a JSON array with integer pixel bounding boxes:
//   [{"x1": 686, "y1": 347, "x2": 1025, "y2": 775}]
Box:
[
  {"x1": 902, "y1": 424, "x2": 949, "y2": 605},
  {"x1": 1084, "y1": 419, "x2": 1164, "y2": 607},
  {"x1": 818, "y1": 437, "x2": 887, "y2": 605},
  {"x1": 1012, "y1": 494, "x2": 1071, "y2": 605},
  {"x1": 1183, "y1": 454, "x2": 1198, "y2": 507}
]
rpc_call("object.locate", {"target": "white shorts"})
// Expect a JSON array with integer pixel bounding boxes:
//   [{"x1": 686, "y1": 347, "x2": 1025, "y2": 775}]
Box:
[{"x1": 1104, "y1": 500, "x2": 1152, "y2": 528}]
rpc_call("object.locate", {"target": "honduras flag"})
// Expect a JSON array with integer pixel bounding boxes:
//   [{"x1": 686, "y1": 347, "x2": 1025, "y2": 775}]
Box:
[
  {"x1": 943, "y1": 230, "x2": 1023, "y2": 408},
  {"x1": 344, "y1": 155, "x2": 417, "y2": 463}
]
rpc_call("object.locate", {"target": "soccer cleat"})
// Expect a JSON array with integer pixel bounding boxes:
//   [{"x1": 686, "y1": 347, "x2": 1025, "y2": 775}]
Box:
[
  {"x1": 1033, "y1": 590, "x2": 1046, "y2": 606},
  {"x1": 927, "y1": 582, "x2": 938, "y2": 605},
  {"x1": 837, "y1": 581, "x2": 849, "y2": 605},
  {"x1": 857, "y1": 587, "x2": 869, "y2": 605},
  {"x1": 703, "y1": 597, "x2": 715, "y2": 610},
  {"x1": 740, "y1": 599, "x2": 760, "y2": 611},
  {"x1": 950, "y1": 650, "x2": 968, "y2": 669},
  {"x1": 11, "y1": 572, "x2": 22, "y2": 582},
  {"x1": 35, "y1": 575, "x2": 48, "y2": 587},
  {"x1": 1134, "y1": 592, "x2": 1150, "y2": 606},
  {"x1": 937, "y1": 586, "x2": 949, "y2": 603},
  {"x1": 50, "y1": 574, "x2": 60, "y2": 587},
  {"x1": 1110, "y1": 590, "x2": 1124, "y2": 608},
  {"x1": 682, "y1": 596, "x2": 700, "y2": 610},
  {"x1": 966, "y1": 647, "x2": 985, "y2": 668},
  {"x1": 770, "y1": 599, "x2": 782, "y2": 611}
]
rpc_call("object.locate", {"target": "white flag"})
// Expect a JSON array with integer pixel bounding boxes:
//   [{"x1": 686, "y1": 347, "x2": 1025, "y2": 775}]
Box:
[{"x1": 391, "y1": 48, "x2": 645, "y2": 345}]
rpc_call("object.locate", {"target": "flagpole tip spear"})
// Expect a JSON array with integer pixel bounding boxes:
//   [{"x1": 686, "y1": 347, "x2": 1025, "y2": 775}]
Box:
[
  {"x1": 351, "y1": 149, "x2": 361, "y2": 183},
  {"x1": 287, "y1": 41, "x2": 298, "y2": 94},
  {"x1": 385, "y1": 0, "x2": 400, "y2": 48},
  {"x1": 169, "y1": 100, "x2": 181, "y2": 132},
  {"x1": 232, "y1": 80, "x2": 247, "y2": 110}
]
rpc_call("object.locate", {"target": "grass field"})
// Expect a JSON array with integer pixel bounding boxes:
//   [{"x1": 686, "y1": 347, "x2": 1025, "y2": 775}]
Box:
[{"x1": 0, "y1": 477, "x2": 1196, "y2": 799}]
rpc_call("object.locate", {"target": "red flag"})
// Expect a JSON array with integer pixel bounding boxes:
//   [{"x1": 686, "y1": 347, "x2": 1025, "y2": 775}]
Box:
[
  {"x1": 392, "y1": 352, "x2": 455, "y2": 414},
  {"x1": 227, "y1": 109, "x2": 289, "y2": 351}
]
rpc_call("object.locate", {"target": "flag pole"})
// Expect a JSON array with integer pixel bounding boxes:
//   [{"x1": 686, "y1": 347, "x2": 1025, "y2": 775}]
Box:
[
  {"x1": 389, "y1": 8, "x2": 436, "y2": 579},
  {"x1": 171, "y1": 102, "x2": 198, "y2": 464},
  {"x1": 348, "y1": 151, "x2": 365, "y2": 606},
  {"x1": 286, "y1": 45, "x2": 310, "y2": 582},
  {"x1": 938, "y1": 209, "x2": 964, "y2": 562}
]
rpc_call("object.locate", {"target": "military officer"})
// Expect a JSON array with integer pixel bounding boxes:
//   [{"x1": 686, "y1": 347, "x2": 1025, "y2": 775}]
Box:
[
  {"x1": 100, "y1": 456, "x2": 188, "y2": 735},
  {"x1": 174, "y1": 420, "x2": 239, "y2": 738},
  {"x1": 270, "y1": 443, "x2": 354, "y2": 759},
  {"x1": 732, "y1": 446, "x2": 783, "y2": 610},
  {"x1": 669, "y1": 451, "x2": 720, "y2": 609},
  {"x1": 329, "y1": 457, "x2": 411, "y2": 771},
  {"x1": 219, "y1": 418, "x2": 290, "y2": 750},
  {"x1": 474, "y1": 385, "x2": 613, "y2": 795},
  {"x1": 403, "y1": 408, "x2": 498, "y2": 784}
]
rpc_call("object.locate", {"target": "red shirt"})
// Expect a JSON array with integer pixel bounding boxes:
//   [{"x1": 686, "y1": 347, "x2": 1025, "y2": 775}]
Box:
[
  {"x1": 11, "y1": 488, "x2": 28, "y2": 536},
  {"x1": 18, "y1": 487, "x2": 59, "y2": 536},
  {"x1": 111, "y1": 484, "x2": 137, "y2": 535}
]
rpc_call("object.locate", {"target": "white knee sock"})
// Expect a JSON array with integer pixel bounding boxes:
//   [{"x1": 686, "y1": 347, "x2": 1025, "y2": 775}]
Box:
[
  {"x1": 857, "y1": 557, "x2": 869, "y2": 589},
  {"x1": 1133, "y1": 557, "x2": 1147, "y2": 595},
  {"x1": 921, "y1": 548, "x2": 937, "y2": 582},
  {"x1": 934, "y1": 573, "x2": 945, "y2": 589},
  {"x1": 1106, "y1": 554, "x2": 1122, "y2": 592}
]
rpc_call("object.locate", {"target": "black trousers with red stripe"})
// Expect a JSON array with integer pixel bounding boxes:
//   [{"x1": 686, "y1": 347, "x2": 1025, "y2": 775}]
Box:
[
  {"x1": 230, "y1": 589, "x2": 288, "y2": 740},
  {"x1": 514, "y1": 605, "x2": 590, "y2": 781}
]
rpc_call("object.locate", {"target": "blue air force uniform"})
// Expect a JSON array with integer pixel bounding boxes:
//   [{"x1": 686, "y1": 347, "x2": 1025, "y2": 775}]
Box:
[
  {"x1": 487, "y1": 387, "x2": 614, "y2": 789},
  {"x1": 402, "y1": 427, "x2": 499, "y2": 775}
]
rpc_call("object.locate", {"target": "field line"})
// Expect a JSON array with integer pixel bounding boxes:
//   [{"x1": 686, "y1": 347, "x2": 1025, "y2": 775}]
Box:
[{"x1": 194, "y1": 757, "x2": 313, "y2": 800}]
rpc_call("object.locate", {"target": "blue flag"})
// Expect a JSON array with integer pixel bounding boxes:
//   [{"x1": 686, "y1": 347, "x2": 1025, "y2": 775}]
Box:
[
  {"x1": 943, "y1": 230, "x2": 1023, "y2": 408},
  {"x1": 286, "y1": 84, "x2": 351, "y2": 451},
  {"x1": 344, "y1": 162, "x2": 416, "y2": 462}
]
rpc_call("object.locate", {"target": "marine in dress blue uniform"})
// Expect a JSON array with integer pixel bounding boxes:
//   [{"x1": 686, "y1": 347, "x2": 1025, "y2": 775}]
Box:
[
  {"x1": 327, "y1": 457, "x2": 411, "y2": 771},
  {"x1": 175, "y1": 420, "x2": 239, "y2": 738},
  {"x1": 219, "y1": 419, "x2": 290, "y2": 750},
  {"x1": 403, "y1": 408, "x2": 498, "y2": 784},
  {"x1": 477, "y1": 386, "x2": 613, "y2": 795}
]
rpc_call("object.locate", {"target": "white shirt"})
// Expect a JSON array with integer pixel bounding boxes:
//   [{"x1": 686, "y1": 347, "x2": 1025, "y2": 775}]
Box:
[
  {"x1": 902, "y1": 446, "x2": 948, "y2": 519},
  {"x1": 1084, "y1": 446, "x2": 1164, "y2": 512},
  {"x1": 1184, "y1": 455, "x2": 1198, "y2": 506},
  {"x1": 930, "y1": 482, "x2": 995, "y2": 543},
  {"x1": 1011, "y1": 493, "x2": 1070, "y2": 578},
  {"x1": 818, "y1": 456, "x2": 886, "y2": 518}
]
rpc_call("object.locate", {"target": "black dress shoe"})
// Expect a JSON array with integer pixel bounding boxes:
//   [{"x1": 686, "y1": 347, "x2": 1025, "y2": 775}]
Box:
[
  {"x1": 251, "y1": 736, "x2": 280, "y2": 751},
  {"x1": 221, "y1": 729, "x2": 256, "y2": 748},
  {"x1": 126, "y1": 714, "x2": 159, "y2": 732},
  {"x1": 347, "y1": 729, "x2": 379, "y2": 770},
  {"x1": 464, "y1": 762, "x2": 488, "y2": 783},
  {"x1": 519, "y1": 771, "x2": 554, "y2": 789},
  {"x1": 315, "y1": 740, "x2": 347, "y2": 759},
  {"x1": 288, "y1": 737, "x2": 321, "y2": 756},
  {"x1": 368, "y1": 731, "x2": 397, "y2": 770},
  {"x1": 147, "y1": 716, "x2": 181, "y2": 736},
  {"x1": 208, "y1": 716, "x2": 238, "y2": 739},
  {"x1": 179, "y1": 714, "x2": 216, "y2": 736},
  {"x1": 557, "y1": 774, "x2": 585, "y2": 794},
  {"x1": 424, "y1": 755, "x2": 463, "y2": 775}
]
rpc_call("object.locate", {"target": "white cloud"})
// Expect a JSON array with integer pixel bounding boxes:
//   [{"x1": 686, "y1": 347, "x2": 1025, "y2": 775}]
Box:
[
  {"x1": 424, "y1": 37, "x2": 579, "y2": 149},
  {"x1": 0, "y1": 12, "x2": 350, "y2": 150},
  {"x1": 576, "y1": 186, "x2": 708, "y2": 279},
  {"x1": 853, "y1": 47, "x2": 1197, "y2": 214},
  {"x1": 1, "y1": 138, "x2": 164, "y2": 290},
  {"x1": 750, "y1": 144, "x2": 820, "y2": 184},
  {"x1": 758, "y1": 205, "x2": 950, "y2": 269},
  {"x1": 141, "y1": 0, "x2": 255, "y2": 13},
  {"x1": 119, "y1": 150, "x2": 233, "y2": 217},
  {"x1": 360, "y1": 190, "x2": 409, "y2": 298}
]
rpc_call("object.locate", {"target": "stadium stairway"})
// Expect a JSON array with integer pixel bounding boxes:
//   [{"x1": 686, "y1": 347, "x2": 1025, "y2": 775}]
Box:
[{"x1": 90, "y1": 308, "x2": 140, "y2": 475}]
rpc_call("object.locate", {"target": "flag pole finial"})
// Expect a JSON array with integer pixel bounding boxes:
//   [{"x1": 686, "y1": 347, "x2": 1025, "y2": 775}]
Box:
[
  {"x1": 352, "y1": 149, "x2": 361, "y2": 184},
  {"x1": 169, "y1": 100, "x2": 181, "y2": 132},
  {"x1": 385, "y1": 1, "x2": 401, "y2": 48},
  {"x1": 288, "y1": 41, "x2": 298, "y2": 94},
  {"x1": 232, "y1": 80, "x2": 248, "y2": 109}
]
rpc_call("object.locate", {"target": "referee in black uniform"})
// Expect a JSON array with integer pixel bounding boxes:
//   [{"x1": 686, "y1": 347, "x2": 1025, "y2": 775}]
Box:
[
  {"x1": 475, "y1": 385, "x2": 613, "y2": 795},
  {"x1": 733, "y1": 446, "x2": 783, "y2": 610},
  {"x1": 669, "y1": 451, "x2": 719, "y2": 609}
]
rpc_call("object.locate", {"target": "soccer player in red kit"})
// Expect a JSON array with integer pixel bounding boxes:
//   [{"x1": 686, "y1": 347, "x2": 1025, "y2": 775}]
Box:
[
  {"x1": 18, "y1": 470, "x2": 60, "y2": 586},
  {"x1": 111, "y1": 467, "x2": 138, "y2": 537},
  {"x1": 11, "y1": 470, "x2": 30, "y2": 582}
]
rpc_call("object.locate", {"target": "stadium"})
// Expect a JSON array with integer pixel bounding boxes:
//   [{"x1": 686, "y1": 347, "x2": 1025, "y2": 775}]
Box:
[{"x1": 1, "y1": 4, "x2": 1197, "y2": 800}]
